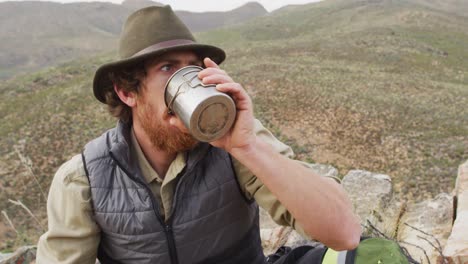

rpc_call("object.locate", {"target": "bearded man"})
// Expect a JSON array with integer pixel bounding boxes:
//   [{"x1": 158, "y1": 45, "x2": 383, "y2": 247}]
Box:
[{"x1": 37, "y1": 5, "x2": 361, "y2": 264}]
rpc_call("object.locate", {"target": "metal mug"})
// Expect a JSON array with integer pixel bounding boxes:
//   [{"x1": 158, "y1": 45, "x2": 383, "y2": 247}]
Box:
[{"x1": 164, "y1": 65, "x2": 236, "y2": 142}]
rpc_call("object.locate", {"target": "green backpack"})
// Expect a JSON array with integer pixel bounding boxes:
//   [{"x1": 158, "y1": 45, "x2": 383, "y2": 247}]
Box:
[{"x1": 322, "y1": 237, "x2": 410, "y2": 264}]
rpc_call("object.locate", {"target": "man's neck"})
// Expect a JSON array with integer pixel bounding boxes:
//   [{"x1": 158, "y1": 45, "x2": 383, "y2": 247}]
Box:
[{"x1": 132, "y1": 125, "x2": 176, "y2": 179}]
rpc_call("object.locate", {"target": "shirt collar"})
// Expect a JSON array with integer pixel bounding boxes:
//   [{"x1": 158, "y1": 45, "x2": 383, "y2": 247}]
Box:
[{"x1": 130, "y1": 128, "x2": 186, "y2": 184}]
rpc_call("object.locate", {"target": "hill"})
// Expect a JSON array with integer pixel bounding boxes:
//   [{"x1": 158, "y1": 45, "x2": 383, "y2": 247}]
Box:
[
  {"x1": 0, "y1": 0, "x2": 467, "y2": 252},
  {"x1": 0, "y1": 0, "x2": 267, "y2": 80},
  {"x1": 198, "y1": 0, "x2": 467, "y2": 196}
]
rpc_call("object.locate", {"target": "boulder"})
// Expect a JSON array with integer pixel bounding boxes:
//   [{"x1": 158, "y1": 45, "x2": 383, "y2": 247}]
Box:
[
  {"x1": 398, "y1": 193, "x2": 453, "y2": 264},
  {"x1": 260, "y1": 207, "x2": 320, "y2": 256},
  {"x1": 442, "y1": 160, "x2": 468, "y2": 263},
  {"x1": 260, "y1": 205, "x2": 292, "y2": 255},
  {"x1": 342, "y1": 170, "x2": 402, "y2": 237},
  {"x1": 306, "y1": 163, "x2": 339, "y2": 179}
]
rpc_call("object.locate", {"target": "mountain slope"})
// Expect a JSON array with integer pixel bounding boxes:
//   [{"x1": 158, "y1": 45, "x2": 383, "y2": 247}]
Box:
[
  {"x1": 177, "y1": 2, "x2": 268, "y2": 32},
  {"x1": 0, "y1": 1, "x2": 267, "y2": 79},
  {"x1": 0, "y1": 0, "x2": 467, "y2": 251}
]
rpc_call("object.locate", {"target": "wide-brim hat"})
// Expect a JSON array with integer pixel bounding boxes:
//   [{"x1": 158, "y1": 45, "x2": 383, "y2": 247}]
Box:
[{"x1": 93, "y1": 5, "x2": 226, "y2": 103}]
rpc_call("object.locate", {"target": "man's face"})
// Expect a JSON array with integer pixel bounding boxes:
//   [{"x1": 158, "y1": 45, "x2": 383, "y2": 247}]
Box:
[{"x1": 134, "y1": 50, "x2": 203, "y2": 153}]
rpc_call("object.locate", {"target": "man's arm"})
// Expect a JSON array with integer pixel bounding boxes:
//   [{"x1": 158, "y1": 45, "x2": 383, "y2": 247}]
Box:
[
  {"x1": 196, "y1": 58, "x2": 362, "y2": 251},
  {"x1": 36, "y1": 154, "x2": 100, "y2": 264},
  {"x1": 234, "y1": 119, "x2": 342, "y2": 239},
  {"x1": 231, "y1": 135, "x2": 361, "y2": 250}
]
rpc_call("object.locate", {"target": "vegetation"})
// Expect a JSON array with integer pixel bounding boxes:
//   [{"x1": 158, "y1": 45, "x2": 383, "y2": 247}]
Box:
[{"x1": 0, "y1": 0, "x2": 467, "y2": 252}]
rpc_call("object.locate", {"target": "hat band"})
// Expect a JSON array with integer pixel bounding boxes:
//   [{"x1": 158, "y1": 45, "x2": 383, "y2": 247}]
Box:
[{"x1": 130, "y1": 39, "x2": 196, "y2": 58}]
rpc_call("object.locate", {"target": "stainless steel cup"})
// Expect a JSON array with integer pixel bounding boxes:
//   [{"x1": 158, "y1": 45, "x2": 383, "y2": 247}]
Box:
[{"x1": 164, "y1": 66, "x2": 236, "y2": 142}]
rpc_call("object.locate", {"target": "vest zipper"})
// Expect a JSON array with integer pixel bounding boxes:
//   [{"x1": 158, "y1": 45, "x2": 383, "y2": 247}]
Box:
[
  {"x1": 148, "y1": 188, "x2": 179, "y2": 264},
  {"x1": 109, "y1": 152, "x2": 179, "y2": 264},
  {"x1": 165, "y1": 224, "x2": 179, "y2": 264}
]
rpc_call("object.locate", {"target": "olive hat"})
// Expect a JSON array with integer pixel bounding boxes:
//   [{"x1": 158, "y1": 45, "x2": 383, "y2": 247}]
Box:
[{"x1": 93, "y1": 5, "x2": 226, "y2": 103}]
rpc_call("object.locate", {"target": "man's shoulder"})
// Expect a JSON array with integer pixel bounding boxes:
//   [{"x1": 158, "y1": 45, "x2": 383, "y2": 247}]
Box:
[{"x1": 53, "y1": 154, "x2": 89, "y2": 188}]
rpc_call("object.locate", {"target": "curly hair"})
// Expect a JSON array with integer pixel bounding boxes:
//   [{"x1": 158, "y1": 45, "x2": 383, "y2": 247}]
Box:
[{"x1": 105, "y1": 64, "x2": 147, "y2": 123}]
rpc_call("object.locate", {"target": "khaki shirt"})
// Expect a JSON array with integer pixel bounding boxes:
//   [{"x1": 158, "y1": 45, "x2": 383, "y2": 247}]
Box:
[{"x1": 37, "y1": 119, "x2": 332, "y2": 263}]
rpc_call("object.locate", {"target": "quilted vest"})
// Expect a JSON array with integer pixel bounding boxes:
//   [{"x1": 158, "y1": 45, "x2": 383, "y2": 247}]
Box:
[{"x1": 82, "y1": 122, "x2": 266, "y2": 264}]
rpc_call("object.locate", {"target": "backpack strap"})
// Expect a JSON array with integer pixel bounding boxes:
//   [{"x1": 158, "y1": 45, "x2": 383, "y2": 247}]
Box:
[
  {"x1": 295, "y1": 247, "x2": 327, "y2": 264},
  {"x1": 322, "y1": 249, "x2": 348, "y2": 264},
  {"x1": 345, "y1": 236, "x2": 370, "y2": 264},
  {"x1": 344, "y1": 248, "x2": 356, "y2": 264}
]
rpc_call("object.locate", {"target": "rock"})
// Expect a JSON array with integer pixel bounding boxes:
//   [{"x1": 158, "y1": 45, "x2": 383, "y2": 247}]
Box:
[
  {"x1": 342, "y1": 170, "x2": 402, "y2": 237},
  {"x1": 283, "y1": 230, "x2": 321, "y2": 249},
  {"x1": 260, "y1": 225, "x2": 292, "y2": 255},
  {"x1": 260, "y1": 206, "x2": 297, "y2": 255},
  {"x1": 306, "y1": 163, "x2": 339, "y2": 178},
  {"x1": 398, "y1": 193, "x2": 453, "y2": 264},
  {"x1": 0, "y1": 246, "x2": 36, "y2": 264},
  {"x1": 442, "y1": 160, "x2": 468, "y2": 263},
  {"x1": 260, "y1": 214, "x2": 319, "y2": 256},
  {"x1": 341, "y1": 169, "x2": 457, "y2": 263},
  {"x1": 259, "y1": 205, "x2": 279, "y2": 229}
]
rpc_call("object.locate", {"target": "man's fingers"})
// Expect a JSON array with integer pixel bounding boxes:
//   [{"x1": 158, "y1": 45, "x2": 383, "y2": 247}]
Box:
[
  {"x1": 201, "y1": 74, "x2": 233, "y2": 85},
  {"x1": 216, "y1": 83, "x2": 243, "y2": 94},
  {"x1": 199, "y1": 67, "x2": 227, "y2": 76},
  {"x1": 199, "y1": 59, "x2": 233, "y2": 85},
  {"x1": 198, "y1": 67, "x2": 229, "y2": 80},
  {"x1": 203, "y1": 57, "x2": 220, "y2": 69},
  {"x1": 216, "y1": 83, "x2": 252, "y2": 111}
]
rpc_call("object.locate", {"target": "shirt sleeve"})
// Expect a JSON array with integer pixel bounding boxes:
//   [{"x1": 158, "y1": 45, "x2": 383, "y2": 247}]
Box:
[
  {"x1": 232, "y1": 119, "x2": 336, "y2": 239},
  {"x1": 36, "y1": 154, "x2": 100, "y2": 264}
]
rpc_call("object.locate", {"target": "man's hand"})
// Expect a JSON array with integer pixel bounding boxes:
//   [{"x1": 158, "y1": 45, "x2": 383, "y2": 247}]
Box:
[{"x1": 198, "y1": 57, "x2": 256, "y2": 154}]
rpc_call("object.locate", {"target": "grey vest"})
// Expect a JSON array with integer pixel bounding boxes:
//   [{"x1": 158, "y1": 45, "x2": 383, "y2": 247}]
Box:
[{"x1": 82, "y1": 122, "x2": 266, "y2": 264}]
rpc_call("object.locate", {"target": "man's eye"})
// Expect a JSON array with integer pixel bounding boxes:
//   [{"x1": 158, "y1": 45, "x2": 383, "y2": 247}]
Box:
[{"x1": 161, "y1": 64, "x2": 172, "y2": 72}]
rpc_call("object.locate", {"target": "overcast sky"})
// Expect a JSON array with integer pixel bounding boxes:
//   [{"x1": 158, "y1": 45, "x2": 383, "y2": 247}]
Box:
[{"x1": 1, "y1": 0, "x2": 322, "y2": 12}]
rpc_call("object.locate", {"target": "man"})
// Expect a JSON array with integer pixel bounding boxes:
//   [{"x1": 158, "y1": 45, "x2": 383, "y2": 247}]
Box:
[{"x1": 37, "y1": 5, "x2": 361, "y2": 264}]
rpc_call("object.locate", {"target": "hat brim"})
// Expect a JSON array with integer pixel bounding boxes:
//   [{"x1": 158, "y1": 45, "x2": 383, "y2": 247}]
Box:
[{"x1": 93, "y1": 42, "x2": 226, "y2": 103}]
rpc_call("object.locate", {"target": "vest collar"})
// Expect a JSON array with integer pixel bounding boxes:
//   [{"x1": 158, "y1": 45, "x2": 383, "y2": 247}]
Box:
[
  {"x1": 109, "y1": 120, "x2": 139, "y2": 178},
  {"x1": 108, "y1": 120, "x2": 212, "y2": 179}
]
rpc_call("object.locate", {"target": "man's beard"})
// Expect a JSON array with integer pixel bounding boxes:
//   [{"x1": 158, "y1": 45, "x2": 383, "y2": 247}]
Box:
[{"x1": 138, "y1": 101, "x2": 198, "y2": 154}]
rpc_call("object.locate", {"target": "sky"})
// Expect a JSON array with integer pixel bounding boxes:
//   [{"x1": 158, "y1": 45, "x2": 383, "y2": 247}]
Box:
[{"x1": 1, "y1": 0, "x2": 323, "y2": 12}]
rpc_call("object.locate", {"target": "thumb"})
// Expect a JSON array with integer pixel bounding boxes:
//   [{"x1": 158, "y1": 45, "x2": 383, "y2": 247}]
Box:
[{"x1": 169, "y1": 115, "x2": 190, "y2": 134}]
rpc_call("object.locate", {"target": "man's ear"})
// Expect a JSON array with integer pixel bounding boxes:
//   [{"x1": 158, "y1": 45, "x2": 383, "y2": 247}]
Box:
[{"x1": 114, "y1": 84, "x2": 137, "y2": 107}]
